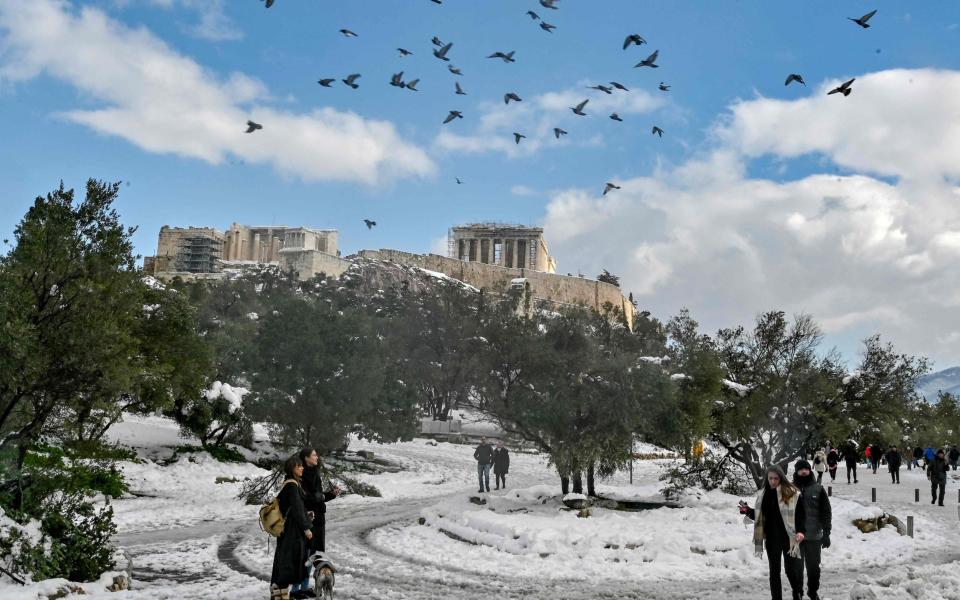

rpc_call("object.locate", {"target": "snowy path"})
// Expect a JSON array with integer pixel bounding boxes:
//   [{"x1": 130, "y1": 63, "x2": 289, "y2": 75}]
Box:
[{"x1": 110, "y1": 439, "x2": 960, "y2": 600}]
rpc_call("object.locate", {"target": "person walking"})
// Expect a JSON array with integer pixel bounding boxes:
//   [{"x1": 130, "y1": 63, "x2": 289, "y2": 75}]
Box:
[
  {"x1": 910, "y1": 446, "x2": 922, "y2": 471},
  {"x1": 842, "y1": 442, "x2": 858, "y2": 484},
  {"x1": 864, "y1": 445, "x2": 872, "y2": 469},
  {"x1": 812, "y1": 449, "x2": 827, "y2": 484},
  {"x1": 474, "y1": 436, "x2": 494, "y2": 493},
  {"x1": 928, "y1": 449, "x2": 949, "y2": 506},
  {"x1": 870, "y1": 444, "x2": 884, "y2": 474},
  {"x1": 739, "y1": 465, "x2": 805, "y2": 600},
  {"x1": 949, "y1": 446, "x2": 959, "y2": 471},
  {"x1": 826, "y1": 448, "x2": 839, "y2": 482},
  {"x1": 271, "y1": 455, "x2": 313, "y2": 600},
  {"x1": 792, "y1": 460, "x2": 832, "y2": 600},
  {"x1": 885, "y1": 447, "x2": 902, "y2": 484},
  {"x1": 290, "y1": 448, "x2": 341, "y2": 599},
  {"x1": 492, "y1": 440, "x2": 510, "y2": 490}
]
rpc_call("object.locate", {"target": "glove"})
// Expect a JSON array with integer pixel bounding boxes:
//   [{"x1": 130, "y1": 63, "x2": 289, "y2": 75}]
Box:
[
  {"x1": 738, "y1": 501, "x2": 749, "y2": 515},
  {"x1": 821, "y1": 533, "x2": 831, "y2": 549}
]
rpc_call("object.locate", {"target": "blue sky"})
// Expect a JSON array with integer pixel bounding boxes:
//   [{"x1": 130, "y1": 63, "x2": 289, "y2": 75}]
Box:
[{"x1": 2, "y1": 0, "x2": 960, "y2": 368}]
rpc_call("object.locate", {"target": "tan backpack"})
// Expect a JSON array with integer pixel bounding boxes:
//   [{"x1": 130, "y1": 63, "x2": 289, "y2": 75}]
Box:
[{"x1": 259, "y1": 479, "x2": 299, "y2": 537}]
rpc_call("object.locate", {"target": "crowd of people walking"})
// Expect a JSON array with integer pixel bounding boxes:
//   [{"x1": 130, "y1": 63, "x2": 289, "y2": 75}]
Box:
[{"x1": 743, "y1": 440, "x2": 957, "y2": 600}]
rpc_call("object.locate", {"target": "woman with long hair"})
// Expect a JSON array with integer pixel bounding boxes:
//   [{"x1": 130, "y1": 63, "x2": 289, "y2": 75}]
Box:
[
  {"x1": 270, "y1": 455, "x2": 314, "y2": 600},
  {"x1": 739, "y1": 464, "x2": 806, "y2": 600}
]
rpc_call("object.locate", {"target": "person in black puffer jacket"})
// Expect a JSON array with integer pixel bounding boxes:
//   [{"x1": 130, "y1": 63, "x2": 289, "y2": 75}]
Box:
[
  {"x1": 928, "y1": 449, "x2": 949, "y2": 506},
  {"x1": 885, "y1": 447, "x2": 902, "y2": 484},
  {"x1": 792, "y1": 460, "x2": 832, "y2": 600}
]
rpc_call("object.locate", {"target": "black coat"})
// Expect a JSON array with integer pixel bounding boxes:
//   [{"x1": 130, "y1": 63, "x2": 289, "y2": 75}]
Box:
[
  {"x1": 271, "y1": 481, "x2": 311, "y2": 587},
  {"x1": 885, "y1": 450, "x2": 902, "y2": 470},
  {"x1": 950, "y1": 448, "x2": 960, "y2": 462},
  {"x1": 474, "y1": 443, "x2": 494, "y2": 465},
  {"x1": 493, "y1": 447, "x2": 510, "y2": 473},
  {"x1": 928, "y1": 457, "x2": 949, "y2": 483},
  {"x1": 842, "y1": 445, "x2": 859, "y2": 466},
  {"x1": 796, "y1": 479, "x2": 832, "y2": 541},
  {"x1": 826, "y1": 449, "x2": 839, "y2": 468},
  {"x1": 913, "y1": 447, "x2": 924, "y2": 460},
  {"x1": 870, "y1": 445, "x2": 884, "y2": 463},
  {"x1": 301, "y1": 464, "x2": 337, "y2": 515}
]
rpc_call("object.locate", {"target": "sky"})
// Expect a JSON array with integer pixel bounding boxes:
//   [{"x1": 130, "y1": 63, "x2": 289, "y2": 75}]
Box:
[{"x1": 1, "y1": 0, "x2": 960, "y2": 369}]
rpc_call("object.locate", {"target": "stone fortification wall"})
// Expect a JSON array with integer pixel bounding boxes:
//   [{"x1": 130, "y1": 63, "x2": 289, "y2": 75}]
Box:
[
  {"x1": 357, "y1": 249, "x2": 635, "y2": 329},
  {"x1": 280, "y1": 249, "x2": 352, "y2": 280}
]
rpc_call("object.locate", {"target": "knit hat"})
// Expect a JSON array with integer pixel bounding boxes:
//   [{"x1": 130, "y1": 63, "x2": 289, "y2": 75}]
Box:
[{"x1": 794, "y1": 459, "x2": 812, "y2": 473}]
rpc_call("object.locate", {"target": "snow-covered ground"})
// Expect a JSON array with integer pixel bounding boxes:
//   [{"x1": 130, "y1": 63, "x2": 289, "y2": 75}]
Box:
[{"x1": 3, "y1": 414, "x2": 959, "y2": 599}]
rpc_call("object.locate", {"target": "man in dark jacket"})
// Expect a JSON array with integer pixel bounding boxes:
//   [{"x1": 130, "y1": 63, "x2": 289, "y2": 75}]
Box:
[
  {"x1": 870, "y1": 444, "x2": 884, "y2": 474},
  {"x1": 842, "y1": 442, "x2": 858, "y2": 484},
  {"x1": 928, "y1": 449, "x2": 949, "y2": 506},
  {"x1": 793, "y1": 460, "x2": 832, "y2": 600},
  {"x1": 474, "y1": 437, "x2": 494, "y2": 493},
  {"x1": 949, "y1": 446, "x2": 960, "y2": 471},
  {"x1": 493, "y1": 440, "x2": 510, "y2": 490},
  {"x1": 885, "y1": 447, "x2": 902, "y2": 484}
]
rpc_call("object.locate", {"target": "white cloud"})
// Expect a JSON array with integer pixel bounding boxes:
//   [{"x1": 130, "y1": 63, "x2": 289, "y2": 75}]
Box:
[
  {"x1": 510, "y1": 185, "x2": 536, "y2": 197},
  {"x1": 434, "y1": 84, "x2": 666, "y2": 157},
  {"x1": 542, "y1": 69, "x2": 960, "y2": 365},
  {"x1": 114, "y1": 0, "x2": 241, "y2": 41},
  {"x1": 0, "y1": 0, "x2": 435, "y2": 185}
]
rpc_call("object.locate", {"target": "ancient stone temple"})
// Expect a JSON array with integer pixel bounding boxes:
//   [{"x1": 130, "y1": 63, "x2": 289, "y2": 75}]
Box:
[{"x1": 448, "y1": 223, "x2": 558, "y2": 274}]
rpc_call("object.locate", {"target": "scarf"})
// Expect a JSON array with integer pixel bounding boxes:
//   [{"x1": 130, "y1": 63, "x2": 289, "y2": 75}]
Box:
[{"x1": 750, "y1": 486, "x2": 800, "y2": 559}]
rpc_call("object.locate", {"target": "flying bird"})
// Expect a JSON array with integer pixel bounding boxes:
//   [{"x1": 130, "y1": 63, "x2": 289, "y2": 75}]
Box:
[
  {"x1": 513, "y1": 132, "x2": 527, "y2": 144},
  {"x1": 609, "y1": 113, "x2": 623, "y2": 122},
  {"x1": 571, "y1": 99, "x2": 589, "y2": 115},
  {"x1": 406, "y1": 79, "x2": 420, "y2": 91},
  {"x1": 827, "y1": 78, "x2": 855, "y2": 96},
  {"x1": 398, "y1": 48, "x2": 414, "y2": 57},
  {"x1": 433, "y1": 42, "x2": 453, "y2": 61},
  {"x1": 849, "y1": 9, "x2": 877, "y2": 28},
  {"x1": 540, "y1": 0, "x2": 559, "y2": 9},
  {"x1": 590, "y1": 84, "x2": 613, "y2": 94},
  {"x1": 448, "y1": 65, "x2": 463, "y2": 75},
  {"x1": 554, "y1": 128, "x2": 568, "y2": 139},
  {"x1": 540, "y1": 22, "x2": 556, "y2": 32},
  {"x1": 342, "y1": 73, "x2": 361, "y2": 89},
  {"x1": 610, "y1": 81, "x2": 629, "y2": 91},
  {"x1": 504, "y1": 92, "x2": 522, "y2": 104},
  {"x1": 623, "y1": 34, "x2": 647, "y2": 49},
  {"x1": 658, "y1": 82, "x2": 670, "y2": 91},
  {"x1": 432, "y1": 36, "x2": 444, "y2": 47},
  {"x1": 389, "y1": 72, "x2": 405, "y2": 87},
  {"x1": 339, "y1": 28, "x2": 358, "y2": 38},
  {"x1": 456, "y1": 177, "x2": 463, "y2": 184},
  {"x1": 443, "y1": 110, "x2": 464, "y2": 124},
  {"x1": 318, "y1": 78, "x2": 335, "y2": 87},
  {"x1": 784, "y1": 73, "x2": 805, "y2": 86},
  {"x1": 603, "y1": 183, "x2": 621, "y2": 196},
  {"x1": 635, "y1": 50, "x2": 659, "y2": 68},
  {"x1": 264, "y1": 0, "x2": 274, "y2": 7},
  {"x1": 526, "y1": 10, "x2": 540, "y2": 20},
  {"x1": 431, "y1": 0, "x2": 442, "y2": 4},
  {"x1": 455, "y1": 81, "x2": 466, "y2": 95},
  {"x1": 651, "y1": 126, "x2": 664, "y2": 137},
  {"x1": 488, "y1": 51, "x2": 516, "y2": 63},
  {"x1": 245, "y1": 120, "x2": 262, "y2": 133},
  {"x1": 363, "y1": 219, "x2": 377, "y2": 229}
]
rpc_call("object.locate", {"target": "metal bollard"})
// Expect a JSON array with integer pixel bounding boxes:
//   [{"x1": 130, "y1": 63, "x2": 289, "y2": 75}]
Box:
[
  {"x1": 907, "y1": 515, "x2": 914, "y2": 538},
  {"x1": 872, "y1": 487, "x2": 876, "y2": 503},
  {"x1": 827, "y1": 486, "x2": 832, "y2": 497},
  {"x1": 915, "y1": 488, "x2": 920, "y2": 502}
]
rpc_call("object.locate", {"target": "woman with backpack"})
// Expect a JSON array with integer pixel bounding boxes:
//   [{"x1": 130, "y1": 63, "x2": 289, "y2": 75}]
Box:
[{"x1": 270, "y1": 455, "x2": 313, "y2": 600}]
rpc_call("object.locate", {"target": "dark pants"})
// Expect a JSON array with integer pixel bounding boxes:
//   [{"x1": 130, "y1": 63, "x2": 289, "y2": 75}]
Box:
[
  {"x1": 816, "y1": 471, "x2": 823, "y2": 483},
  {"x1": 495, "y1": 472, "x2": 506, "y2": 489},
  {"x1": 890, "y1": 467, "x2": 900, "y2": 484},
  {"x1": 766, "y1": 543, "x2": 803, "y2": 600},
  {"x1": 871, "y1": 459, "x2": 880, "y2": 474},
  {"x1": 828, "y1": 466, "x2": 837, "y2": 481},
  {"x1": 309, "y1": 513, "x2": 326, "y2": 552},
  {"x1": 799, "y1": 540, "x2": 822, "y2": 598},
  {"x1": 477, "y1": 463, "x2": 491, "y2": 492},
  {"x1": 846, "y1": 464, "x2": 857, "y2": 483},
  {"x1": 932, "y1": 480, "x2": 946, "y2": 505}
]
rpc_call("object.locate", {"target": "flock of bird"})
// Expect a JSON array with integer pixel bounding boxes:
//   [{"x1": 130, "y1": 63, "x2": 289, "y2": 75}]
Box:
[{"x1": 247, "y1": 1, "x2": 878, "y2": 204}]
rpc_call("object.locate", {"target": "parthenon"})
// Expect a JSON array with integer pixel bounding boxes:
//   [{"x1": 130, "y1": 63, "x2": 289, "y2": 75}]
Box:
[{"x1": 448, "y1": 223, "x2": 558, "y2": 273}]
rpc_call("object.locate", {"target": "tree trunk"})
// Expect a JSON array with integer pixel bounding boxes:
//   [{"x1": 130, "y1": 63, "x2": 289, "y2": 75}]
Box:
[
  {"x1": 572, "y1": 471, "x2": 583, "y2": 494},
  {"x1": 560, "y1": 475, "x2": 570, "y2": 495},
  {"x1": 586, "y1": 462, "x2": 596, "y2": 497}
]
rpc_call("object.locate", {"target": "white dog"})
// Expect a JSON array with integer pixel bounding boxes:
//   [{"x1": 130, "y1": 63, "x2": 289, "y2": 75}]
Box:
[{"x1": 305, "y1": 552, "x2": 335, "y2": 600}]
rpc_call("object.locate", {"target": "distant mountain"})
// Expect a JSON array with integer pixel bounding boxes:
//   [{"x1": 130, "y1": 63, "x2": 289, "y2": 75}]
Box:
[{"x1": 917, "y1": 367, "x2": 960, "y2": 401}]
